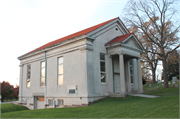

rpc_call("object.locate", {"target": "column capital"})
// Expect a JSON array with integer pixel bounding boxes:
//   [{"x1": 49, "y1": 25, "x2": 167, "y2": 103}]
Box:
[
  {"x1": 19, "y1": 64, "x2": 24, "y2": 67},
  {"x1": 136, "y1": 57, "x2": 141, "y2": 60},
  {"x1": 118, "y1": 52, "x2": 124, "y2": 55}
]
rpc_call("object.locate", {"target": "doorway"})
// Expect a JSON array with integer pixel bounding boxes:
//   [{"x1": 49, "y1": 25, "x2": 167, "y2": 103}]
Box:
[
  {"x1": 112, "y1": 55, "x2": 121, "y2": 94},
  {"x1": 34, "y1": 96, "x2": 44, "y2": 109}
]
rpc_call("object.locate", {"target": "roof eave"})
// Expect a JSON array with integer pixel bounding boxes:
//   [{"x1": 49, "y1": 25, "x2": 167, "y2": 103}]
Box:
[{"x1": 18, "y1": 35, "x2": 92, "y2": 60}]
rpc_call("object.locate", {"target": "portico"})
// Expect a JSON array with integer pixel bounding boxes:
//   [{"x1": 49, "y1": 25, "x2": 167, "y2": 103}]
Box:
[{"x1": 106, "y1": 33, "x2": 144, "y2": 97}]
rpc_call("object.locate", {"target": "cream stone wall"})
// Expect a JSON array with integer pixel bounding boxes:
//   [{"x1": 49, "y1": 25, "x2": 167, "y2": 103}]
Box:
[{"x1": 18, "y1": 19, "x2": 143, "y2": 109}]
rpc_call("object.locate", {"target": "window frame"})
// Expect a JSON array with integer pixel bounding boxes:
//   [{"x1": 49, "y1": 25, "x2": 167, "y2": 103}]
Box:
[
  {"x1": 100, "y1": 53, "x2": 106, "y2": 83},
  {"x1": 58, "y1": 99, "x2": 64, "y2": 107},
  {"x1": 40, "y1": 61, "x2": 45, "y2": 87},
  {"x1": 48, "y1": 99, "x2": 53, "y2": 106},
  {"x1": 27, "y1": 65, "x2": 31, "y2": 88},
  {"x1": 57, "y1": 57, "x2": 63, "y2": 86}
]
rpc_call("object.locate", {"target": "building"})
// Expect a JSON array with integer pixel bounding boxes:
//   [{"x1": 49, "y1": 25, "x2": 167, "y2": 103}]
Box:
[{"x1": 18, "y1": 17, "x2": 144, "y2": 109}]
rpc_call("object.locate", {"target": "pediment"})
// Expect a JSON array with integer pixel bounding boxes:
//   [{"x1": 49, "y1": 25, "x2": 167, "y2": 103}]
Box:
[{"x1": 122, "y1": 35, "x2": 143, "y2": 50}]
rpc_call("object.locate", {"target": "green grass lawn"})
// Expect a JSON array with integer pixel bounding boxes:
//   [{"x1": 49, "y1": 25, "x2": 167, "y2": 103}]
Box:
[
  {"x1": 1, "y1": 81, "x2": 179, "y2": 118},
  {"x1": 1, "y1": 103, "x2": 29, "y2": 113}
]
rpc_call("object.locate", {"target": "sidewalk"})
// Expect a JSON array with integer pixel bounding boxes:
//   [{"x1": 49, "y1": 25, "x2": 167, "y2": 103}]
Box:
[
  {"x1": 1, "y1": 101, "x2": 18, "y2": 104},
  {"x1": 128, "y1": 94, "x2": 160, "y2": 98}
]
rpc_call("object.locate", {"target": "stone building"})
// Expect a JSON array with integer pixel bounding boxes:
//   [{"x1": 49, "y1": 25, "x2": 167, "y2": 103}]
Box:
[{"x1": 18, "y1": 17, "x2": 144, "y2": 109}]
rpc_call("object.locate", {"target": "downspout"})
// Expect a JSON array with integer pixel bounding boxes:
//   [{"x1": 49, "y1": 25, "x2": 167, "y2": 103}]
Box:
[{"x1": 44, "y1": 51, "x2": 47, "y2": 108}]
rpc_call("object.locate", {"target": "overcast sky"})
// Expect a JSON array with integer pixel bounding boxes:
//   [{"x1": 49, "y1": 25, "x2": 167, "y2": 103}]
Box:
[{"x1": 0, "y1": 0, "x2": 129, "y2": 86}]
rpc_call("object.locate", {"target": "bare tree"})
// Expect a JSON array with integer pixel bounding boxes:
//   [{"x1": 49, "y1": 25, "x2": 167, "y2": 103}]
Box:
[
  {"x1": 123, "y1": 0, "x2": 180, "y2": 88},
  {"x1": 128, "y1": 26, "x2": 159, "y2": 82}
]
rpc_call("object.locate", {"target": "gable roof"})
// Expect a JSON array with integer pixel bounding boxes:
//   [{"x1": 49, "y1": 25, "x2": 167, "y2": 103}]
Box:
[
  {"x1": 106, "y1": 33, "x2": 133, "y2": 45},
  {"x1": 106, "y1": 32, "x2": 144, "y2": 50},
  {"x1": 20, "y1": 17, "x2": 124, "y2": 58}
]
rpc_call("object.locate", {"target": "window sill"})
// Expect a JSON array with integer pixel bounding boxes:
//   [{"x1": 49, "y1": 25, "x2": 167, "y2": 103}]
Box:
[
  {"x1": 58, "y1": 85, "x2": 63, "y2": 87},
  {"x1": 101, "y1": 82, "x2": 107, "y2": 85}
]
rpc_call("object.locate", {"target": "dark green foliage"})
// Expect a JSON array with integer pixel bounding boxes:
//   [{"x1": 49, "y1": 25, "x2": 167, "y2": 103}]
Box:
[
  {"x1": 0, "y1": 81, "x2": 19, "y2": 102},
  {"x1": 167, "y1": 50, "x2": 179, "y2": 81},
  {"x1": 0, "y1": 81, "x2": 14, "y2": 102}
]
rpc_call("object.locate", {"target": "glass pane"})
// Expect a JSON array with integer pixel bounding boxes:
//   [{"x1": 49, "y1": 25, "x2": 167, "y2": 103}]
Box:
[
  {"x1": 28, "y1": 72, "x2": 31, "y2": 79},
  {"x1": 101, "y1": 73, "x2": 106, "y2": 82},
  {"x1": 58, "y1": 75, "x2": 63, "y2": 85},
  {"x1": 100, "y1": 54, "x2": 105, "y2": 61},
  {"x1": 101, "y1": 62, "x2": 105, "y2": 72},
  {"x1": 41, "y1": 68, "x2": 45, "y2": 77},
  {"x1": 27, "y1": 79, "x2": 30, "y2": 88},
  {"x1": 131, "y1": 76, "x2": 134, "y2": 83},
  {"x1": 27, "y1": 65, "x2": 31, "y2": 70},
  {"x1": 59, "y1": 57, "x2": 63, "y2": 64},
  {"x1": 130, "y1": 67, "x2": 133, "y2": 75},
  {"x1": 41, "y1": 62, "x2": 45, "y2": 68},
  {"x1": 41, "y1": 77, "x2": 45, "y2": 86},
  {"x1": 129, "y1": 60, "x2": 133, "y2": 65},
  {"x1": 58, "y1": 65, "x2": 63, "y2": 74}
]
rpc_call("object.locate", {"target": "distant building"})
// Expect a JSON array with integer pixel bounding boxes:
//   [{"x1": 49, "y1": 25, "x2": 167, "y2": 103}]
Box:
[{"x1": 18, "y1": 17, "x2": 144, "y2": 109}]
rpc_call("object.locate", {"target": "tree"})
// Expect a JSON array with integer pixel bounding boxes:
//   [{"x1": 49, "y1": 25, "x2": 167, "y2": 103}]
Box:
[
  {"x1": 13, "y1": 85, "x2": 19, "y2": 100},
  {"x1": 167, "y1": 50, "x2": 179, "y2": 80},
  {"x1": 128, "y1": 26, "x2": 159, "y2": 82},
  {"x1": 123, "y1": 0, "x2": 180, "y2": 88},
  {"x1": 0, "y1": 81, "x2": 14, "y2": 102}
]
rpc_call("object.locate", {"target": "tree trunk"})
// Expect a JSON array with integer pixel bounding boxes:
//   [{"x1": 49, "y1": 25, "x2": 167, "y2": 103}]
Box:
[
  {"x1": 162, "y1": 58, "x2": 169, "y2": 88},
  {"x1": 1, "y1": 97, "x2": 4, "y2": 102},
  {"x1": 152, "y1": 68, "x2": 156, "y2": 82}
]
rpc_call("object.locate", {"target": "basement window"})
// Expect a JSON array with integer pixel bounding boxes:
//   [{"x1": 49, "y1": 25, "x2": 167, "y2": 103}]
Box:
[
  {"x1": 58, "y1": 99, "x2": 64, "y2": 107},
  {"x1": 48, "y1": 99, "x2": 53, "y2": 106}
]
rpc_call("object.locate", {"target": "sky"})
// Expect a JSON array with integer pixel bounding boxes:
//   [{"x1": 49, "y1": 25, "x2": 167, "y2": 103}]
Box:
[{"x1": 0, "y1": 0, "x2": 129, "y2": 87}]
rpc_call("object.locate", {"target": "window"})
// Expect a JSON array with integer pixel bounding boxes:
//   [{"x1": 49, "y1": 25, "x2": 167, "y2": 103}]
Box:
[
  {"x1": 41, "y1": 62, "x2": 45, "y2": 87},
  {"x1": 129, "y1": 59, "x2": 134, "y2": 83},
  {"x1": 58, "y1": 57, "x2": 63, "y2": 85},
  {"x1": 48, "y1": 99, "x2": 53, "y2": 106},
  {"x1": 27, "y1": 65, "x2": 31, "y2": 88},
  {"x1": 58, "y1": 99, "x2": 64, "y2": 107},
  {"x1": 100, "y1": 54, "x2": 106, "y2": 82}
]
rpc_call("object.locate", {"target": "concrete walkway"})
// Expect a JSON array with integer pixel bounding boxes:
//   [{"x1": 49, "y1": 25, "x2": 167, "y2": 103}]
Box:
[
  {"x1": 128, "y1": 94, "x2": 160, "y2": 98},
  {"x1": 1, "y1": 101, "x2": 18, "y2": 104}
]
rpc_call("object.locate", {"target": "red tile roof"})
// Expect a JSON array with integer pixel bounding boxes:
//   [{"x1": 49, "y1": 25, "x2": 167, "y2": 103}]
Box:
[
  {"x1": 107, "y1": 33, "x2": 133, "y2": 45},
  {"x1": 21, "y1": 17, "x2": 120, "y2": 57}
]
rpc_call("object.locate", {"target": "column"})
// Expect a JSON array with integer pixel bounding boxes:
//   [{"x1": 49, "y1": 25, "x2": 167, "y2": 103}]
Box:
[
  {"x1": 107, "y1": 55, "x2": 113, "y2": 94},
  {"x1": 119, "y1": 53, "x2": 126, "y2": 97},
  {"x1": 19, "y1": 64, "x2": 24, "y2": 104},
  {"x1": 137, "y1": 58, "x2": 143, "y2": 93}
]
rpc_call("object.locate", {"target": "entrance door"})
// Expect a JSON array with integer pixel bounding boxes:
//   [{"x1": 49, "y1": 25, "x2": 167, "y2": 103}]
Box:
[
  {"x1": 34, "y1": 96, "x2": 44, "y2": 109},
  {"x1": 114, "y1": 73, "x2": 120, "y2": 93},
  {"x1": 112, "y1": 55, "x2": 121, "y2": 94}
]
